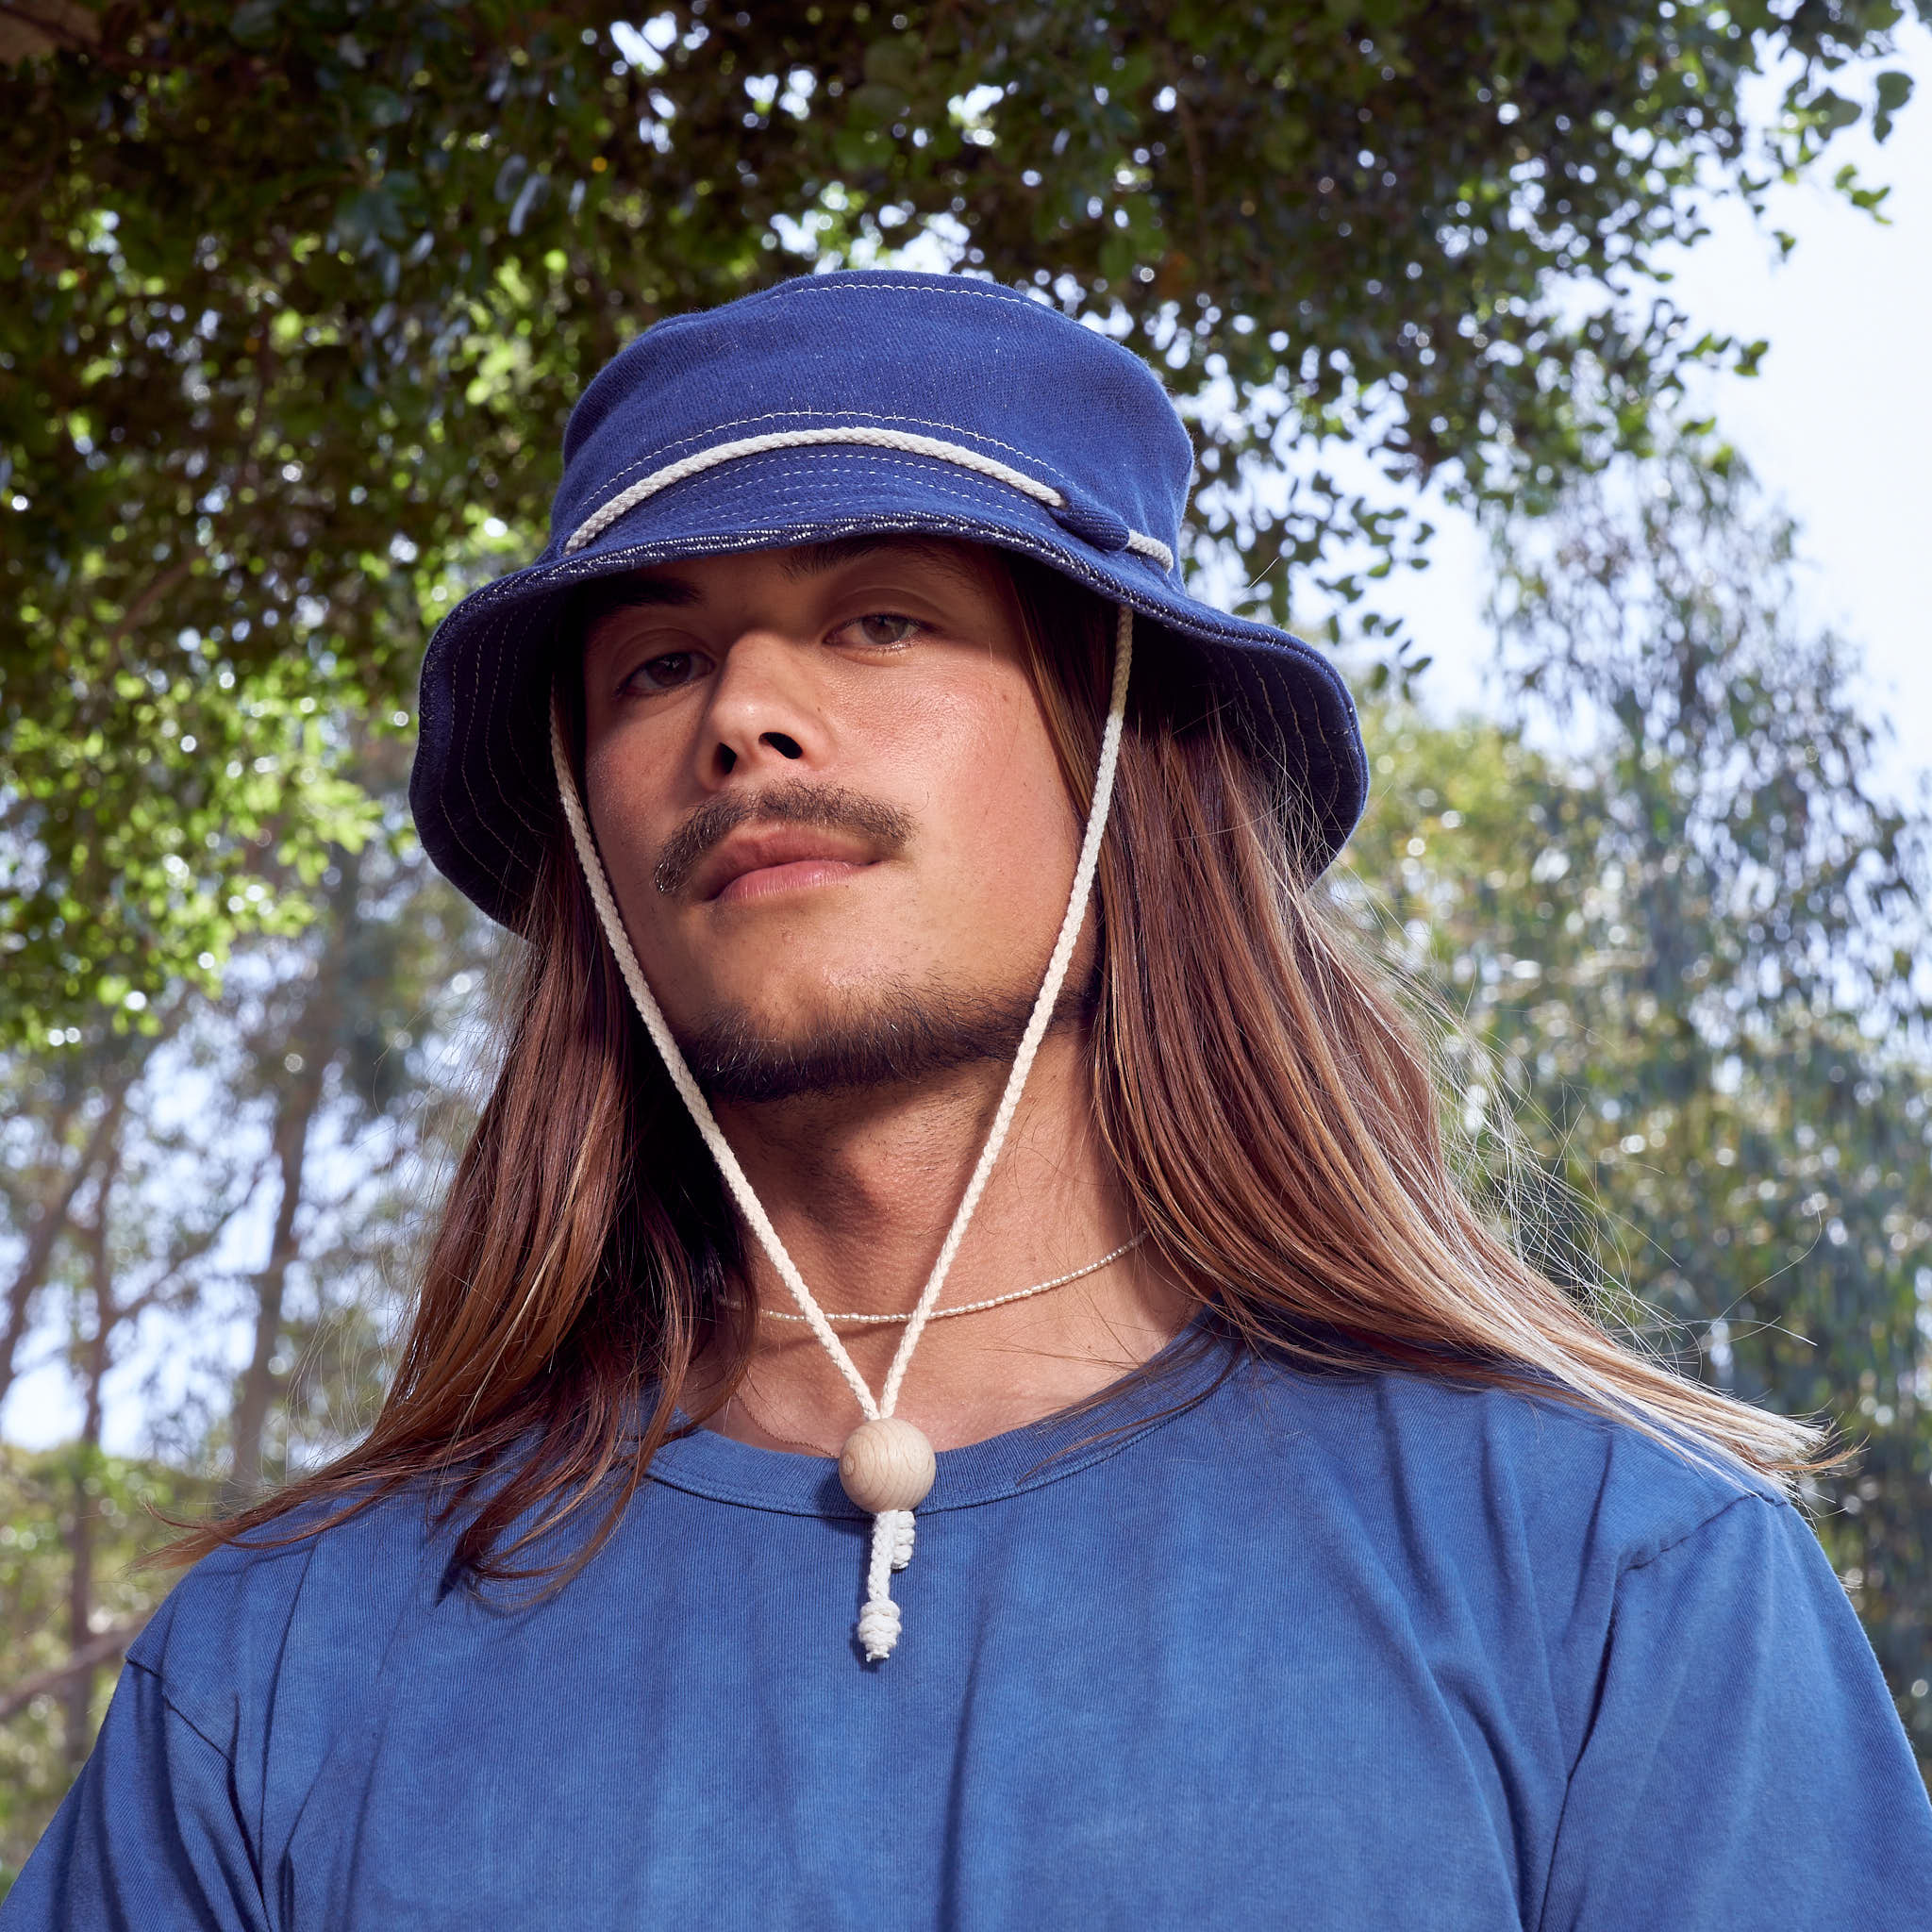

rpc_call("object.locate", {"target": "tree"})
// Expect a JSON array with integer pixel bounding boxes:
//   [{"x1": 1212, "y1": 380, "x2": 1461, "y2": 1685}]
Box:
[
  {"x1": 0, "y1": 770, "x2": 486, "y2": 1875},
  {"x1": 0, "y1": 1012, "x2": 257, "y2": 1843},
  {"x1": 215, "y1": 756, "x2": 490, "y2": 1495},
  {"x1": 1336, "y1": 441, "x2": 1932, "y2": 1773},
  {"x1": 3, "y1": 0, "x2": 1919, "y2": 1037}
]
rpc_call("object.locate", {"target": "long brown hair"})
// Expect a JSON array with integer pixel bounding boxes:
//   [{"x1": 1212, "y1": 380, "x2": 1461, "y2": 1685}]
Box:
[{"x1": 171, "y1": 555, "x2": 1830, "y2": 1580}]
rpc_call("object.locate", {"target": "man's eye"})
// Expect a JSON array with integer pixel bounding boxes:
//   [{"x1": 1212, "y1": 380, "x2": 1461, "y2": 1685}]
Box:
[
  {"x1": 842, "y1": 613, "x2": 923, "y2": 648},
  {"x1": 622, "y1": 649, "x2": 712, "y2": 694}
]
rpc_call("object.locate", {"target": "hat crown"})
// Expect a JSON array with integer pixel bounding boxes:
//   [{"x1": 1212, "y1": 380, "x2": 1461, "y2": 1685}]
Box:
[{"x1": 551, "y1": 270, "x2": 1194, "y2": 568}]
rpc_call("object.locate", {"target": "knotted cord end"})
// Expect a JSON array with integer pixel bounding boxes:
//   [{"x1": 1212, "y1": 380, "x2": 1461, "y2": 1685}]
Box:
[{"x1": 858, "y1": 1508, "x2": 919, "y2": 1661}]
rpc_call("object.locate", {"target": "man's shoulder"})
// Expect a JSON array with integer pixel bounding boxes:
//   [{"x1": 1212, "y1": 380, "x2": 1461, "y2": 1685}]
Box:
[
  {"x1": 126, "y1": 1488, "x2": 445, "y2": 1750},
  {"x1": 1233, "y1": 1345, "x2": 1791, "y2": 1574}
]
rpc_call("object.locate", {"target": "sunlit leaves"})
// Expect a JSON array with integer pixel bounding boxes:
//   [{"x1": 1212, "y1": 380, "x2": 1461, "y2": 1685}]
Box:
[{"x1": 3, "y1": 644, "x2": 383, "y2": 1040}]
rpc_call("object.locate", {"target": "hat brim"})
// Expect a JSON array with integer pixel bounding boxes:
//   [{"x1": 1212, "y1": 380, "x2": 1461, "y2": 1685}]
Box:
[{"x1": 411, "y1": 444, "x2": 1368, "y2": 926}]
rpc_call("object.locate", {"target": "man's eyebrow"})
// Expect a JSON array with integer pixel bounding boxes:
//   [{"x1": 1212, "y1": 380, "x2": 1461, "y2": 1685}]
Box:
[{"x1": 575, "y1": 572, "x2": 703, "y2": 624}]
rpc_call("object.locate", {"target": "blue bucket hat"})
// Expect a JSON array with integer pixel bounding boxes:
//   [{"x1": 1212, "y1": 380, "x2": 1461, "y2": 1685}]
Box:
[{"x1": 411, "y1": 269, "x2": 1369, "y2": 925}]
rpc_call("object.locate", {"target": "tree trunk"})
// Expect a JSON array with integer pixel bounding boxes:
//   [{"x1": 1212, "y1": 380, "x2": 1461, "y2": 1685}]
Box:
[
  {"x1": 226, "y1": 851, "x2": 358, "y2": 1497},
  {"x1": 226, "y1": 1066, "x2": 323, "y2": 1496},
  {"x1": 61, "y1": 1448, "x2": 97, "y2": 1771},
  {"x1": 62, "y1": 1216, "x2": 112, "y2": 1773}
]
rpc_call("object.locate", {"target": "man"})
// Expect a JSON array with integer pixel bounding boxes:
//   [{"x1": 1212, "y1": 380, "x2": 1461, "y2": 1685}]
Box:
[{"x1": 9, "y1": 270, "x2": 1931, "y2": 1927}]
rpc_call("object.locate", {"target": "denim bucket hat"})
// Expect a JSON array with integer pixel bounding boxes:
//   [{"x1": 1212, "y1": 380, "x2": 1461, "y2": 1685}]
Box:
[{"x1": 410, "y1": 268, "x2": 1369, "y2": 925}]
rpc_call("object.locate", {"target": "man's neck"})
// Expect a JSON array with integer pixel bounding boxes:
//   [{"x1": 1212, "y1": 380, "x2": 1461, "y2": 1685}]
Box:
[{"x1": 689, "y1": 1025, "x2": 1192, "y2": 1455}]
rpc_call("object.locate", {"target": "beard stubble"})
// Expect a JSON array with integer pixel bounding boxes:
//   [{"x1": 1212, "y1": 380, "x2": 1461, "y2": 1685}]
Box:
[{"x1": 679, "y1": 970, "x2": 1097, "y2": 1104}]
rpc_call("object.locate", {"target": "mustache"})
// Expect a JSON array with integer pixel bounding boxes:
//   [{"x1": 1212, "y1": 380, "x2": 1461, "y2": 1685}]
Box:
[{"x1": 652, "y1": 780, "x2": 916, "y2": 897}]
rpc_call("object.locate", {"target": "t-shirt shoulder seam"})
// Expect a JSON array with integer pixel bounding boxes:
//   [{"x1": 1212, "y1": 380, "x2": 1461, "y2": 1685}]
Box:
[
  {"x1": 123, "y1": 1653, "x2": 238, "y2": 1766},
  {"x1": 1621, "y1": 1485, "x2": 1789, "y2": 1576}
]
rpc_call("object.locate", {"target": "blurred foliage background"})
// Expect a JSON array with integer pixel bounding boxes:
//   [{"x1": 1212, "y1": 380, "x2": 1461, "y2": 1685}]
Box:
[{"x1": 3, "y1": 0, "x2": 1928, "y2": 1887}]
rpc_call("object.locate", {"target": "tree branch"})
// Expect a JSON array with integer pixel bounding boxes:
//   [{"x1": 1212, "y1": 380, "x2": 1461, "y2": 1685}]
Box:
[
  {"x1": 0, "y1": 1616, "x2": 147, "y2": 1726},
  {"x1": 0, "y1": 1083, "x2": 128, "y2": 1405}
]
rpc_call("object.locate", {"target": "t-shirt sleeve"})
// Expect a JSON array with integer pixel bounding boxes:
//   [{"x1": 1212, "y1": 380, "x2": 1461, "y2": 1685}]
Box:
[
  {"x1": 1539, "y1": 1490, "x2": 1932, "y2": 1931},
  {"x1": 0, "y1": 1657, "x2": 269, "y2": 1932}
]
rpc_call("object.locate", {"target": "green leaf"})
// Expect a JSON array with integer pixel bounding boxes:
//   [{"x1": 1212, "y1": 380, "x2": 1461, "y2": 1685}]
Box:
[{"x1": 1874, "y1": 70, "x2": 1913, "y2": 143}]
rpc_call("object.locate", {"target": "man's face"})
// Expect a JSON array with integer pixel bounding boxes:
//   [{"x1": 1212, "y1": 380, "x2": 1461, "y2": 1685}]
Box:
[{"x1": 579, "y1": 537, "x2": 1089, "y2": 1099}]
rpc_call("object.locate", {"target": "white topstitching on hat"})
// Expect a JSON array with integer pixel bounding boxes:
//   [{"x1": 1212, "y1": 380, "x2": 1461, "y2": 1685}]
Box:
[{"x1": 562, "y1": 425, "x2": 1174, "y2": 573}]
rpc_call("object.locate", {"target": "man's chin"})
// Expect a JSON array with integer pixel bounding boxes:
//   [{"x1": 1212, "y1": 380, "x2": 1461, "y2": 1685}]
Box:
[{"x1": 675, "y1": 976, "x2": 1087, "y2": 1105}]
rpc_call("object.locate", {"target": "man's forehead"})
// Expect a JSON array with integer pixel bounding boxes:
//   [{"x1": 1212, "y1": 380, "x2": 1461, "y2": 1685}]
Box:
[{"x1": 578, "y1": 534, "x2": 997, "y2": 623}]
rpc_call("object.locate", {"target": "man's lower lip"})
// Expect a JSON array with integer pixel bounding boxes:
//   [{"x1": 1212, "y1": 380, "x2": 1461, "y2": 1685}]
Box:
[{"x1": 713, "y1": 858, "x2": 865, "y2": 905}]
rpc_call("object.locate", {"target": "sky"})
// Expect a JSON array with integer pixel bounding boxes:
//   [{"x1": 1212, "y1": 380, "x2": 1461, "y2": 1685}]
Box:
[{"x1": 1367, "y1": 24, "x2": 1932, "y2": 806}]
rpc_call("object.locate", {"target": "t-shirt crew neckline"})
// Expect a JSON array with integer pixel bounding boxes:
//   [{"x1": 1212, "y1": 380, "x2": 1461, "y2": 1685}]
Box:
[{"x1": 652, "y1": 1316, "x2": 1235, "y2": 1520}]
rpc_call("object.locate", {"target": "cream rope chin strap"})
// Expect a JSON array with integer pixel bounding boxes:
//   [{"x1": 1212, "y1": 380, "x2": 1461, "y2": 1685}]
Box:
[{"x1": 548, "y1": 601, "x2": 1133, "y2": 1661}]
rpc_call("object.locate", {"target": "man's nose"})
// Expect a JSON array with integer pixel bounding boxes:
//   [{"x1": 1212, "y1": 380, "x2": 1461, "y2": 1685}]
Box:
[{"x1": 694, "y1": 629, "x2": 826, "y2": 784}]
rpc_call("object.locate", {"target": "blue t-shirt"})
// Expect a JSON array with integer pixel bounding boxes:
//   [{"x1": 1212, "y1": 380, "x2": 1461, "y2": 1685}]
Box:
[{"x1": 8, "y1": 1337, "x2": 1931, "y2": 1929}]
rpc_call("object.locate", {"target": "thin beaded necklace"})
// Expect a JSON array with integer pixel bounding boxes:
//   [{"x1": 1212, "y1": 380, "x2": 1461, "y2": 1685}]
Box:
[
  {"x1": 759, "y1": 1232, "x2": 1146, "y2": 1327},
  {"x1": 550, "y1": 603, "x2": 1132, "y2": 1661}
]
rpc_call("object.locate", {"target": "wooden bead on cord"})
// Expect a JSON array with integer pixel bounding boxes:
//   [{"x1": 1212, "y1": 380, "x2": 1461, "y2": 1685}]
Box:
[{"x1": 839, "y1": 1418, "x2": 936, "y2": 1514}]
